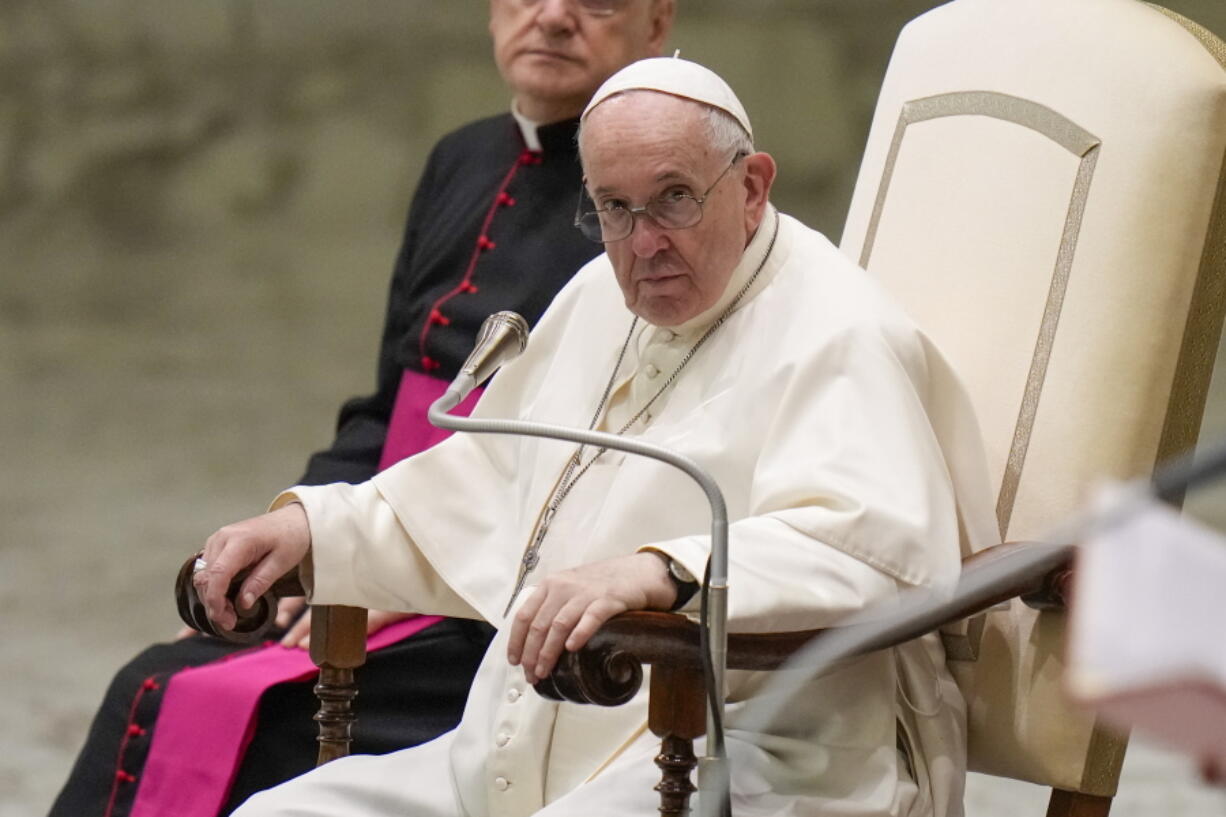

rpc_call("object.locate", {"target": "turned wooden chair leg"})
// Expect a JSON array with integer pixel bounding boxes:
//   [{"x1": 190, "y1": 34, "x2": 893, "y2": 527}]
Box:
[
  {"x1": 649, "y1": 662, "x2": 707, "y2": 816},
  {"x1": 655, "y1": 734, "x2": 699, "y2": 816},
  {"x1": 308, "y1": 604, "x2": 369, "y2": 765},
  {"x1": 1046, "y1": 789, "x2": 1113, "y2": 817}
]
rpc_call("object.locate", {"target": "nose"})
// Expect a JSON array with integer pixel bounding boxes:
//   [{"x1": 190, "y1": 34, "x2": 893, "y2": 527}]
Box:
[
  {"x1": 628, "y1": 213, "x2": 670, "y2": 258},
  {"x1": 535, "y1": 0, "x2": 577, "y2": 35}
]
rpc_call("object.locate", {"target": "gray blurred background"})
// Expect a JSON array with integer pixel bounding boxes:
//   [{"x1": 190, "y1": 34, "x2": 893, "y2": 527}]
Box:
[{"x1": 3, "y1": 1, "x2": 1226, "y2": 814}]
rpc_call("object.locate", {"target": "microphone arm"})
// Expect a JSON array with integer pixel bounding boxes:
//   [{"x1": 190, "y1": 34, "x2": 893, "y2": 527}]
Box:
[
  {"x1": 429, "y1": 312, "x2": 732, "y2": 817},
  {"x1": 738, "y1": 435, "x2": 1226, "y2": 785}
]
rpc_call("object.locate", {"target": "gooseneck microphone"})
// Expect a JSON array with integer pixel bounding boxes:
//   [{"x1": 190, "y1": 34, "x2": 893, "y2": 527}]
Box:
[
  {"x1": 450, "y1": 310, "x2": 530, "y2": 402},
  {"x1": 431, "y1": 311, "x2": 733, "y2": 817}
]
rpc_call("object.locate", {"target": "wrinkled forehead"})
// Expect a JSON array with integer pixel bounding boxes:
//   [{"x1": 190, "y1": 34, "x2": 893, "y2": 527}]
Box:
[{"x1": 578, "y1": 90, "x2": 712, "y2": 166}]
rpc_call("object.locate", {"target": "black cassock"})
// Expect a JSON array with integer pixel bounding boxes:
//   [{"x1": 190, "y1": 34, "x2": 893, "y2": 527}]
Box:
[{"x1": 52, "y1": 113, "x2": 601, "y2": 817}]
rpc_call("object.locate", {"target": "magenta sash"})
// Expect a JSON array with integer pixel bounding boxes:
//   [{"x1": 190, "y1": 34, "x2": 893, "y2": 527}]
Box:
[
  {"x1": 130, "y1": 369, "x2": 482, "y2": 817},
  {"x1": 378, "y1": 369, "x2": 484, "y2": 471}
]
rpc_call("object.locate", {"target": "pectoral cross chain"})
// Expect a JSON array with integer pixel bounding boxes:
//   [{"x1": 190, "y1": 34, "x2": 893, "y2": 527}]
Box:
[{"x1": 504, "y1": 512, "x2": 550, "y2": 617}]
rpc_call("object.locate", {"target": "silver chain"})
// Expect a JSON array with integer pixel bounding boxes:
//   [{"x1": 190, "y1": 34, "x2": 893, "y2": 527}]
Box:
[{"x1": 504, "y1": 217, "x2": 780, "y2": 613}]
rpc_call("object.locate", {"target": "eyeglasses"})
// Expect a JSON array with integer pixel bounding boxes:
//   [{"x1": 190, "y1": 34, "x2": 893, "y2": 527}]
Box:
[
  {"x1": 517, "y1": 0, "x2": 629, "y2": 17},
  {"x1": 574, "y1": 152, "x2": 747, "y2": 244}
]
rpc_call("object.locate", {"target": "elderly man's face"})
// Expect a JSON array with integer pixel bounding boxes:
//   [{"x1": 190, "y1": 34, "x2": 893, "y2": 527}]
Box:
[
  {"x1": 489, "y1": 0, "x2": 673, "y2": 123},
  {"x1": 580, "y1": 93, "x2": 775, "y2": 327}
]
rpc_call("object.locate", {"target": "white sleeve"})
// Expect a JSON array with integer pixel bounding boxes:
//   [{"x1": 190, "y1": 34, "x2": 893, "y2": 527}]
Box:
[
  {"x1": 272, "y1": 482, "x2": 484, "y2": 620},
  {"x1": 642, "y1": 321, "x2": 963, "y2": 633}
]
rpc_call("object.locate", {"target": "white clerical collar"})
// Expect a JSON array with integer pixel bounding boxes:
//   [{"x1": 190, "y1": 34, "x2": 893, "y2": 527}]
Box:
[
  {"x1": 658, "y1": 204, "x2": 780, "y2": 338},
  {"x1": 510, "y1": 100, "x2": 543, "y2": 152}
]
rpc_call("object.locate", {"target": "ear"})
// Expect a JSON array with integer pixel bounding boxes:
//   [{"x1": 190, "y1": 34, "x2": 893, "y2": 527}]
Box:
[
  {"x1": 741, "y1": 151, "x2": 777, "y2": 236},
  {"x1": 645, "y1": 0, "x2": 676, "y2": 56}
]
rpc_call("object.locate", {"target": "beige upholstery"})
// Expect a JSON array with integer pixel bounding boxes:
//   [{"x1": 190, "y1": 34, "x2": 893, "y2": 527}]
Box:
[{"x1": 839, "y1": 0, "x2": 1226, "y2": 798}]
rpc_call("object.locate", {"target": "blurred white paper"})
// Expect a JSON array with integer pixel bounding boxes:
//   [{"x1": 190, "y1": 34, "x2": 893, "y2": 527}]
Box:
[{"x1": 1067, "y1": 484, "x2": 1226, "y2": 768}]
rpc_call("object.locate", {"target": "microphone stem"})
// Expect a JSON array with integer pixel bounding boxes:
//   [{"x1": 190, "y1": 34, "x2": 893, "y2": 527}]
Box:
[
  {"x1": 428, "y1": 397, "x2": 731, "y2": 816},
  {"x1": 437, "y1": 380, "x2": 472, "y2": 412}
]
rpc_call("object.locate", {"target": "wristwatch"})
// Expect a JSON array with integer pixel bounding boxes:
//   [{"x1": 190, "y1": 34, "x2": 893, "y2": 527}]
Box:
[{"x1": 648, "y1": 550, "x2": 700, "y2": 611}]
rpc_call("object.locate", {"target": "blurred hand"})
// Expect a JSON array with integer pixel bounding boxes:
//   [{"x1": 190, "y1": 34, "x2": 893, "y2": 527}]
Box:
[
  {"x1": 192, "y1": 503, "x2": 311, "y2": 632},
  {"x1": 274, "y1": 595, "x2": 308, "y2": 630},
  {"x1": 1202, "y1": 756, "x2": 1225, "y2": 786},
  {"x1": 279, "y1": 607, "x2": 415, "y2": 650},
  {"x1": 506, "y1": 552, "x2": 676, "y2": 684}
]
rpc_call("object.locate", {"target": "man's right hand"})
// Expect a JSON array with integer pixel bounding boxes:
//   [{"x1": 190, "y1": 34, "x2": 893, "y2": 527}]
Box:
[{"x1": 192, "y1": 503, "x2": 312, "y2": 632}]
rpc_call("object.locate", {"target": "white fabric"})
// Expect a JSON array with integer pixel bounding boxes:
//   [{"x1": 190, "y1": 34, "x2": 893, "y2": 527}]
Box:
[
  {"x1": 583, "y1": 56, "x2": 754, "y2": 140},
  {"x1": 250, "y1": 212, "x2": 997, "y2": 817},
  {"x1": 510, "y1": 100, "x2": 543, "y2": 152}
]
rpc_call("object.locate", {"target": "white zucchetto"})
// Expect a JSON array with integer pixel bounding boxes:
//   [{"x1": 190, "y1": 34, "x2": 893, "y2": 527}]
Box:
[{"x1": 581, "y1": 57, "x2": 754, "y2": 141}]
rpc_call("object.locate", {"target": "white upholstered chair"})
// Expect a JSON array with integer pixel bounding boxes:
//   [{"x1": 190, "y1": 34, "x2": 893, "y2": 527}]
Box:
[{"x1": 837, "y1": 0, "x2": 1226, "y2": 811}]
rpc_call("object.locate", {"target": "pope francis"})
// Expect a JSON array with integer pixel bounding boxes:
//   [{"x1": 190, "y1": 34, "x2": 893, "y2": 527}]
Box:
[{"x1": 194, "y1": 58, "x2": 997, "y2": 817}]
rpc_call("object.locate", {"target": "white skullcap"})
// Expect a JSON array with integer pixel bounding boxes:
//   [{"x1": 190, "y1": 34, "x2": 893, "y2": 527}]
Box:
[{"x1": 581, "y1": 57, "x2": 753, "y2": 141}]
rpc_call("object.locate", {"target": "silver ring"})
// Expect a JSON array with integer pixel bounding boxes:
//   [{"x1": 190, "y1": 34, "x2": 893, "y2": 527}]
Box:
[{"x1": 193, "y1": 557, "x2": 208, "y2": 574}]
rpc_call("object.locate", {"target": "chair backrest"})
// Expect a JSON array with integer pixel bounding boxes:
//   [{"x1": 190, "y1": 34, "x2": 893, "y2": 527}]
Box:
[{"x1": 839, "y1": 0, "x2": 1226, "y2": 798}]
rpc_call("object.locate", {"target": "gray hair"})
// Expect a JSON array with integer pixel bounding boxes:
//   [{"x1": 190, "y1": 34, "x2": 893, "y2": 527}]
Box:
[{"x1": 703, "y1": 104, "x2": 754, "y2": 157}]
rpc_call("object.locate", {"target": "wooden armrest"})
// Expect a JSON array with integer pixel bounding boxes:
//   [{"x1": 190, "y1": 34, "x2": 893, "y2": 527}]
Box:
[
  {"x1": 174, "y1": 552, "x2": 367, "y2": 765},
  {"x1": 174, "y1": 552, "x2": 305, "y2": 643},
  {"x1": 537, "y1": 541, "x2": 1075, "y2": 707}
]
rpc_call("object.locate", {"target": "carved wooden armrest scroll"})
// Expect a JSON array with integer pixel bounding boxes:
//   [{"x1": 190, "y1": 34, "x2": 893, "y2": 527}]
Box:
[
  {"x1": 173, "y1": 553, "x2": 367, "y2": 766},
  {"x1": 174, "y1": 552, "x2": 305, "y2": 643}
]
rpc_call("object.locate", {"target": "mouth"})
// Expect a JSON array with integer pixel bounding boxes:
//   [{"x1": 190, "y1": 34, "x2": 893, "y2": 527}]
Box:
[
  {"x1": 636, "y1": 272, "x2": 687, "y2": 294},
  {"x1": 519, "y1": 48, "x2": 581, "y2": 64}
]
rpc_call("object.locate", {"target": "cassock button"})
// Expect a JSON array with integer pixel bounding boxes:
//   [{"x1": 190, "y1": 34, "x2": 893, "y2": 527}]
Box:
[
  {"x1": 644, "y1": 363, "x2": 660, "y2": 379},
  {"x1": 494, "y1": 776, "x2": 511, "y2": 791},
  {"x1": 507, "y1": 688, "x2": 521, "y2": 703},
  {"x1": 496, "y1": 733, "x2": 511, "y2": 747}
]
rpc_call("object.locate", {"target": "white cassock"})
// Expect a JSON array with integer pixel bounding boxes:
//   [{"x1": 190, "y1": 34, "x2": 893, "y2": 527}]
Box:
[{"x1": 239, "y1": 207, "x2": 998, "y2": 817}]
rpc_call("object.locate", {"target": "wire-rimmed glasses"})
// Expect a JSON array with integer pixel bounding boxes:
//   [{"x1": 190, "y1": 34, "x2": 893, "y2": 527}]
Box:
[{"x1": 573, "y1": 152, "x2": 747, "y2": 244}]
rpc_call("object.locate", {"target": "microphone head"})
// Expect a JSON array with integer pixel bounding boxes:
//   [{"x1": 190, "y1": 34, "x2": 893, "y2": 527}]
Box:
[{"x1": 461, "y1": 311, "x2": 530, "y2": 386}]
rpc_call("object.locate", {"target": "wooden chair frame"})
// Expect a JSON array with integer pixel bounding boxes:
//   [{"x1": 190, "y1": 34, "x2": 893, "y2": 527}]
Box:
[{"x1": 176, "y1": 539, "x2": 1095, "y2": 814}]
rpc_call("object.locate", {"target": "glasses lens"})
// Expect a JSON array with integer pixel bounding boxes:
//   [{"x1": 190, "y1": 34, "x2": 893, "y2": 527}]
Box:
[
  {"x1": 597, "y1": 209, "x2": 632, "y2": 242},
  {"x1": 648, "y1": 195, "x2": 702, "y2": 230},
  {"x1": 576, "y1": 211, "x2": 616, "y2": 243}
]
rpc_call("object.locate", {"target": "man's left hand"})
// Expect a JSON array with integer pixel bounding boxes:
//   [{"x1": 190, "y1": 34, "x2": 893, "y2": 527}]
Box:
[{"x1": 507, "y1": 552, "x2": 677, "y2": 683}]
